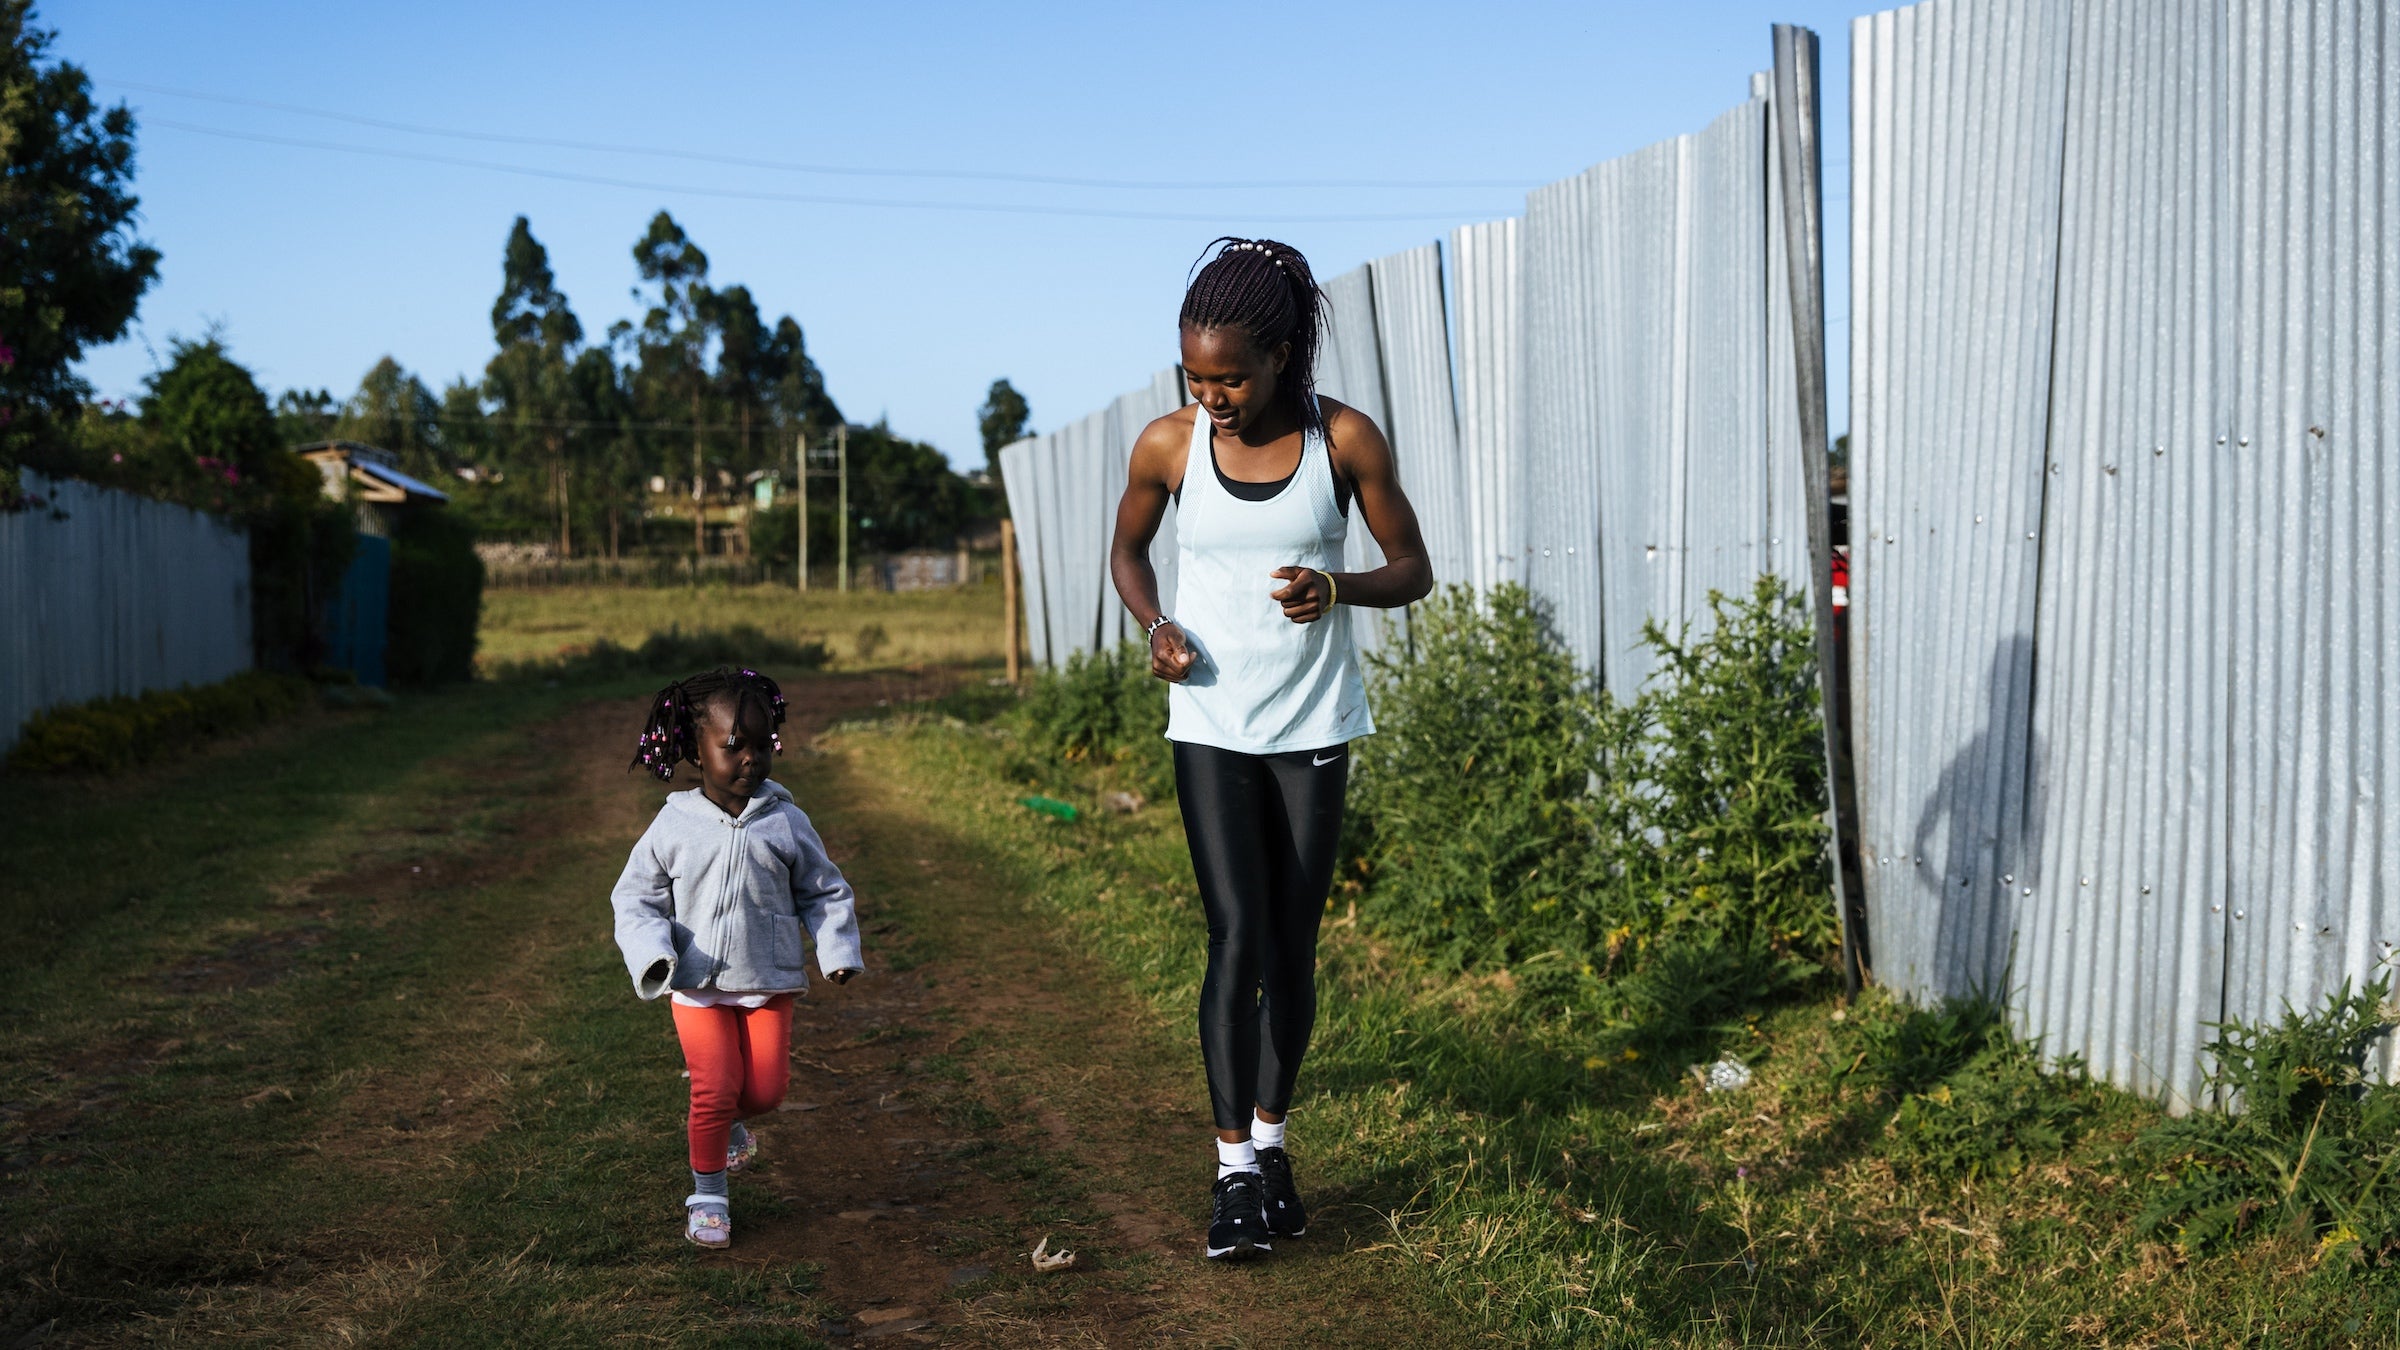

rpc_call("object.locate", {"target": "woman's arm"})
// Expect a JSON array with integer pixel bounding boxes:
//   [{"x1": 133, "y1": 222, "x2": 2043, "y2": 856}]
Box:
[
  {"x1": 1110, "y1": 410, "x2": 1200, "y2": 682},
  {"x1": 1269, "y1": 401, "x2": 1434, "y2": 623}
]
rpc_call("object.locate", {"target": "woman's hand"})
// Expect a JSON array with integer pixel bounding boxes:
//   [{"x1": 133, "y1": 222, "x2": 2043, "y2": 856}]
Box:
[
  {"x1": 1149, "y1": 622, "x2": 1198, "y2": 682},
  {"x1": 827, "y1": 967, "x2": 859, "y2": 985},
  {"x1": 1269, "y1": 567, "x2": 1332, "y2": 624}
]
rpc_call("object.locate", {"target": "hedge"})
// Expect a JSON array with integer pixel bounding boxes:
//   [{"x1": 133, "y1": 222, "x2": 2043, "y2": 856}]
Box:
[{"x1": 7, "y1": 670, "x2": 316, "y2": 774}]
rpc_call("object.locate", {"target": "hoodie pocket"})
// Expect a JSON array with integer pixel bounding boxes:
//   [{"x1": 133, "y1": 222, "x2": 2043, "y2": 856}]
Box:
[{"x1": 767, "y1": 913, "x2": 804, "y2": 973}]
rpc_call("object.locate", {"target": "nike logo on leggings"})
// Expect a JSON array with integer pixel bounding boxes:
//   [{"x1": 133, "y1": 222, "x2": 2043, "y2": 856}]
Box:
[{"x1": 1311, "y1": 752, "x2": 1341, "y2": 767}]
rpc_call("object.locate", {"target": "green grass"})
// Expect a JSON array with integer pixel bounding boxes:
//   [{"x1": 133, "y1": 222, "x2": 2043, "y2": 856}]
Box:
[
  {"x1": 478, "y1": 579, "x2": 1012, "y2": 672},
  {"x1": 844, "y1": 712, "x2": 2400, "y2": 1349}
]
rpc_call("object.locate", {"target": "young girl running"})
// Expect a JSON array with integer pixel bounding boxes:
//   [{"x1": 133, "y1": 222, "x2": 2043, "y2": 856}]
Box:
[
  {"x1": 1109, "y1": 238, "x2": 1434, "y2": 1260},
  {"x1": 610, "y1": 666, "x2": 862, "y2": 1249}
]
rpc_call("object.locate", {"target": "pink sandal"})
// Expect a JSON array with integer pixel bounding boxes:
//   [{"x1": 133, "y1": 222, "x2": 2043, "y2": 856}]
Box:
[{"x1": 685, "y1": 1196, "x2": 732, "y2": 1249}]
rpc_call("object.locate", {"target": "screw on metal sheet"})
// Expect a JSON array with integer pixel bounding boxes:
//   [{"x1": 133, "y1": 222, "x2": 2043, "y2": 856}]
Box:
[
  {"x1": 2080, "y1": 876, "x2": 2090, "y2": 886},
  {"x1": 2022, "y1": 888, "x2": 2033, "y2": 896},
  {"x1": 1886, "y1": 536, "x2": 1896, "y2": 544},
  {"x1": 2234, "y1": 910, "x2": 2246, "y2": 920},
  {"x1": 2155, "y1": 445, "x2": 2165, "y2": 456},
  {"x1": 2239, "y1": 437, "x2": 2250, "y2": 447},
  {"x1": 2002, "y1": 874, "x2": 2014, "y2": 884},
  {"x1": 2141, "y1": 886, "x2": 2152, "y2": 894},
  {"x1": 2212, "y1": 905, "x2": 2223, "y2": 913},
  {"x1": 2217, "y1": 435, "x2": 2228, "y2": 445},
  {"x1": 1974, "y1": 514, "x2": 1983, "y2": 523},
  {"x1": 2309, "y1": 425, "x2": 2326, "y2": 439},
  {"x1": 1566, "y1": 547, "x2": 1574, "y2": 554},
  {"x1": 2104, "y1": 465, "x2": 2117, "y2": 475},
  {"x1": 2026, "y1": 533, "x2": 2035, "y2": 540}
]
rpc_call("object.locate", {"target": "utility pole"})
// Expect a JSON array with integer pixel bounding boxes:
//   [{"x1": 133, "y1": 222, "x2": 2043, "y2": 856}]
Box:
[
  {"x1": 796, "y1": 432, "x2": 809, "y2": 592},
  {"x1": 836, "y1": 423, "x2": 850, "y2": 593},
  {"x1": 691, "y1": 386, "x2": 705, "y2": 560}
]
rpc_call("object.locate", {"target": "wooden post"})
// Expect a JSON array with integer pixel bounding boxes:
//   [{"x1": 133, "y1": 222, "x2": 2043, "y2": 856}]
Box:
[
  {"x1": 1001, "y1": 517, "x2": 1021, "y2": 684},
  {"x1": 836, "y1": 424, "x2": 850, "y2": 594},
  {"x1": 796, "y1": 433, "x2": 809, "y2": 592},
  {"x1": 956, "y1": 538, "x2": 970, "y2": 588}
]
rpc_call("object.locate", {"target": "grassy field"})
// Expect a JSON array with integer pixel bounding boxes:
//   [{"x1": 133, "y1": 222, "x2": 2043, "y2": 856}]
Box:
[
  {"x1": 856, "y1": 708, "x2": 2400, "y2": 1348},
  {"x1": 477, "y1": 579, "x2": 1013, "y2": 672}
]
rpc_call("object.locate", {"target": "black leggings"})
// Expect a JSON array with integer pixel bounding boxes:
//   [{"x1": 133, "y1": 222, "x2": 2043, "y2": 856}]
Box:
[{"x1": 1174, "y1": 740, "x2": 1348, "y2": 1131}]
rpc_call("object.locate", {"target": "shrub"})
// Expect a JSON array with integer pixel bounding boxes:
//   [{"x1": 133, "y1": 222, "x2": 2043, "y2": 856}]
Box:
[
  {"x1": 1638, "y1": 576, "x2": 1833, "y2": 953},
  {"x1": 387, "y1": 509, "x2": 484, "y2": 686},
  {"x1": 1610, "y1": 933, "x2": 1816, "y2": 1053},
  {"x1": 1838, "y1": 993, "x2": 2090, "y2": 1181},
  {"x1": 490, "y1": 624, "x2": 830, "y2": 684},
  {"x1": 1846, "y1": 993, "x2": 2010, "y2": 1098},
  {"x1": 2136, "y1": 978, "x2": 2400, "y2": 1268},
  {"x1": 1014, "y1": 642, "x2": 1170, "y2": 800},
  {"x1": 1887, "y1": 1039, "x2": 2088, "y2": 1181},
  {"x1": 1352, "y1": 574, "x2": 1833, "y2": 977},
  {"x1": 1352, "y1": 584, "x2": 1626, "y2": 968},
  {"x1": 7, "y1": 670, "x2": 315, "y2": 774}
]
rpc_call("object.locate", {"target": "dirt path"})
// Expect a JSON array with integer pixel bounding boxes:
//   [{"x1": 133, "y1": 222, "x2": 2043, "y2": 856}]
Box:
[{"x1": 589, "y1": 673, "x2": 1452, "y2": 1346}]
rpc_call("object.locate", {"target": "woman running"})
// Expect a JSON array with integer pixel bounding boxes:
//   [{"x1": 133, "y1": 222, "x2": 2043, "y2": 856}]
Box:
[{"x1": 1109, "y1": 237, "x2": 1433, "y2": 1261}]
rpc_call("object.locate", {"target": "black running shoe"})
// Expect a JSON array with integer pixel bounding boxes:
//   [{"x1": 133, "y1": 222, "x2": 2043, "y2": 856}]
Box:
[
  {"x1": 1205, "y1": 1170, "x2": 1273, "y2": 1260},
  {"x1": 1255, "y1": 1146, "x2": 1307, "y2": 1237}
]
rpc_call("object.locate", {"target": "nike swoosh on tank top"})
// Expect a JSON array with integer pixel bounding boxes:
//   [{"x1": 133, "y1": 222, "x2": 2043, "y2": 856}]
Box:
[{"x1": 1164, "y1": 403, "x2": 1375, "y2": 754}]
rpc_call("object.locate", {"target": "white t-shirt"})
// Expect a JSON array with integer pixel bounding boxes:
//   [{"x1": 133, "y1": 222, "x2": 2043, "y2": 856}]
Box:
[{"x1": 669, "y1": 987, "x2": 797, "y2": 1009}]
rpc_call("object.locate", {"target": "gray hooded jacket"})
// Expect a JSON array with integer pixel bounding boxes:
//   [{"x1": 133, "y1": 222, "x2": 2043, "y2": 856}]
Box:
[{"x1": 610, "y1": 779, "x2": 863, "y2": 999}]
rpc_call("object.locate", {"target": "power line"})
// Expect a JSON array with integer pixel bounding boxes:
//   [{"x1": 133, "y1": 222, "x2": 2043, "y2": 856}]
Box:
[
  {"x1": 147, "y1": 119, "x2": 1512, "y2": 225},
  {"x1": 105, "y1": 78, "x2": 1539, "y2": 193}
]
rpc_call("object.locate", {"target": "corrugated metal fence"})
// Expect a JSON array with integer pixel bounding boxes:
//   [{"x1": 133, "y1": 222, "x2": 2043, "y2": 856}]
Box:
[
  {"x1": 1, "y1": 472, "x2": 254, "y2": 752},
  {"x1": 1001, "y1": 0, "x2": 2396, "y2": 1109},
  {"x1": 1000, "y1": 76, "x2": 1811, "y2": 701},
  {"x1": 1854, "y1": 0, "x2": 2397, "y2": 1106}
]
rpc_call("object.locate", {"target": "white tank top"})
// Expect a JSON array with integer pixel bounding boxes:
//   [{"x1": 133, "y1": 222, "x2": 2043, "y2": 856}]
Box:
[{"x1": 1164, "y1": 405, "x2": 1375, "y2": 754}]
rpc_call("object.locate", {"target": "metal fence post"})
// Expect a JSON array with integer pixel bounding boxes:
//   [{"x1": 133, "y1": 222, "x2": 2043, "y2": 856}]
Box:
[{"x1": 1773, "y1": 22, "x2": 1870, "y2": 999}]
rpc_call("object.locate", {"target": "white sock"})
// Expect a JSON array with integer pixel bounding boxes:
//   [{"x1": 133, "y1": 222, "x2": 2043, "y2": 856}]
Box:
[
  {"x1": 1250, "y1": 1116, "x2": 1286, "y2": 1150},
  {"x1": 1216, "y1": 1137, "x2": 1258, "y2": 1179}
]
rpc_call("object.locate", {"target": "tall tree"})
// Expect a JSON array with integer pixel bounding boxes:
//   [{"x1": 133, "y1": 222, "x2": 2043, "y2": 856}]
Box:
[
  {"x1": 977, "y1": 378, "x2": 1031, "y2": 483},
  {"x1": 274, "y1": 387, "x2": 336, "y2": 447},
  {"x1": 764, "y1": 316, "x2": 841, "y2": 440},
  {"x1": 627, "y1": 211, "x2": 713, "y2": 557},
  {"x1": 569, "y1": 344, "x2": 635, "y2": 556},
  {"x1": 334, "y1": 357, "x2": 443, "y2": 478},
  {"x1": 0, "y1": 0, "x2": 161, "y2": 490},
  {"x1": 484, "y1": 216, "x2": 584, "y2": 555}
]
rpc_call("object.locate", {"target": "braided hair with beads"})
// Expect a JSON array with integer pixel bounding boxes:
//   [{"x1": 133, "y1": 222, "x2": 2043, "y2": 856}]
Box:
[
  {"x1": 1179, "y1": 237, "x2": 1331, "y2": 443},
  {"x1": 630, "y1": 666, "x2": 789, "y2": 782}
]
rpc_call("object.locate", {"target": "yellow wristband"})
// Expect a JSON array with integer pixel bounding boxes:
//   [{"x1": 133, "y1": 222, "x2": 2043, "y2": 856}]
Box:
[{"x1": 1320, "y1": 569, "x2": 1338, "y2": 614}]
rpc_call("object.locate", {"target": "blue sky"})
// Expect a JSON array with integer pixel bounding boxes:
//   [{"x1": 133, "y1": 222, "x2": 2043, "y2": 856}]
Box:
[{"x1": 60, "y1": 0, "x2": 1863, "y2": 469}]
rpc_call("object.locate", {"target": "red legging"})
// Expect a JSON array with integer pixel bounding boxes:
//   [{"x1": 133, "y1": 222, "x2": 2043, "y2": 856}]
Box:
[{"x1": 671, "y1": 995, "x2": 794, "y2": 1173}]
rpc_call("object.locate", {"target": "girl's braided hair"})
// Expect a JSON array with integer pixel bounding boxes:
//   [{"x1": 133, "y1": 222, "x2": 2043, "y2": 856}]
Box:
[
  {"x1": 631, "y1": 666, "x2": 788, "y2": 782},
  {"x1": 1180, "y1": 237, "x2": 1330, "y2": 442}
]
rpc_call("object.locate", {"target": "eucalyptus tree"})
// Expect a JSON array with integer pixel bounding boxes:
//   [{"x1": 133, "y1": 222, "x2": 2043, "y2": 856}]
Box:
[
  {"x1": 977, "y1": 378, "x2": 1031, "y2": 484},
  {"x1": 336, "y1": 356, "x2": 443, "y2": 480},
  {"x1": 626, "y1": 211, "x2": 715, "y2": 557},
  {"x1": 484, "y1": 216, "x2": 584, "y2": 555}
]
